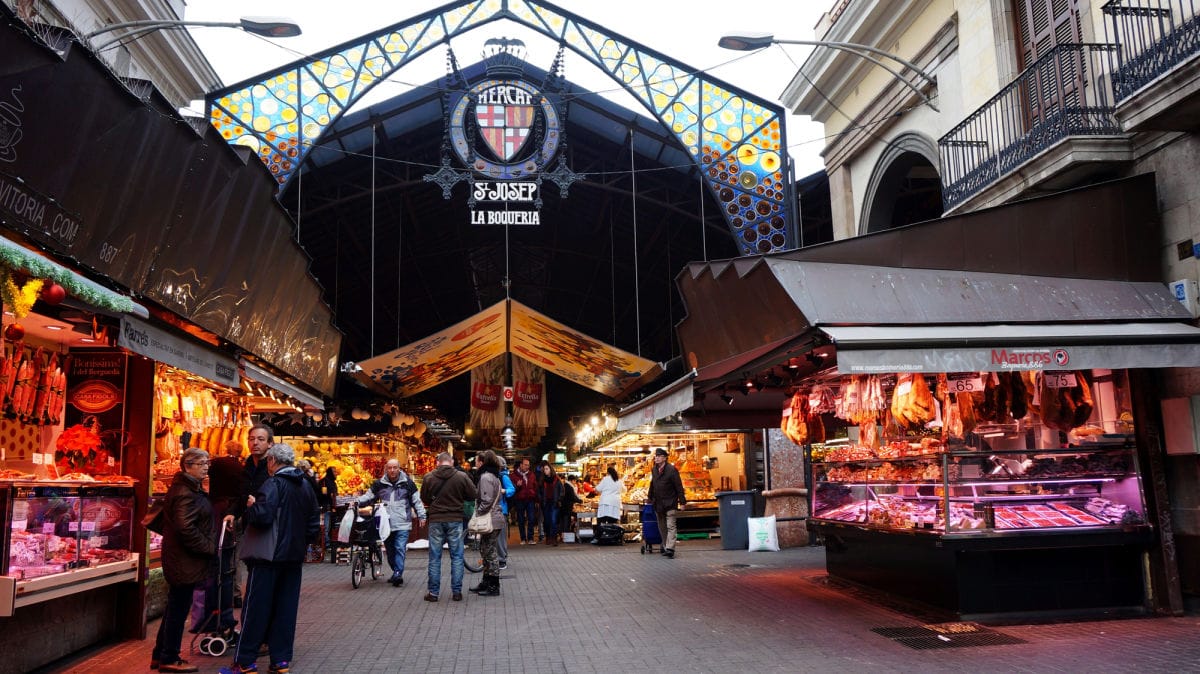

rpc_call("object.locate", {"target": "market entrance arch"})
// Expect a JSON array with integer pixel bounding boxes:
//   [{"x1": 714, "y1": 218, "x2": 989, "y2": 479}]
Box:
[{"x1": 206, "y1": 0, "x2": 795, "y2": 255}]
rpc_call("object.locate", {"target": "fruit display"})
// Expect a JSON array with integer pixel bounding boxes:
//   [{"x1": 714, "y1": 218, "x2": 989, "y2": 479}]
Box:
[{"x1": 677, "y1": 456, "x2": 715, "y2": 501}]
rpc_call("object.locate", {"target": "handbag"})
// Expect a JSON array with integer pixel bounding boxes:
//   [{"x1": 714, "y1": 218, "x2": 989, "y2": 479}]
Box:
[
  {"x1": 240, "y1": 507, "x2": 281, "y2": 562},
  {"x1": 141, "y1": 500, "x2": 165, "y2": 535},
  {"x1": 467, "y1": 481, "x2": 501, "y2": 534}
]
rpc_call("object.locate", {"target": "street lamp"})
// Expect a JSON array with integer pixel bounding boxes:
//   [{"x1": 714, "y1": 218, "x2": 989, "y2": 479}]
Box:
[
  {"x1": 718, "y1": 31, "x2": 938, "y2": 112},
  {"x1": 86, "y1": 16, "x2": 301, "y2": 52}
]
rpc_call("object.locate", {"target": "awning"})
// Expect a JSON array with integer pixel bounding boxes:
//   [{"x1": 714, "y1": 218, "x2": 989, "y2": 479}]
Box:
[
  {"x1": 824, "y1": 322, "x2": 1200, "y2": 373},
  {"x1": 241, "y1": 359, "x2": 325, "y2": 410},
  {"x1": 352, "y1": 299, "x2": 662, "y2": 399},
  {"x1": 119, "y1": 316, "x2": 238, "y2": 387},
  {"x1": 0, "y1": 235, "x2": 147, "y2": 318},
  {"x1": 617, "y1": 370, "x2": 696, "y2": 432}
]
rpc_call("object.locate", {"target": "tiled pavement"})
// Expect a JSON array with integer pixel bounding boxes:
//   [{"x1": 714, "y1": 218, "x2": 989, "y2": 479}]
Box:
[{"x1": 41, "y1": 538, "x2": 1200, "y2": 673}]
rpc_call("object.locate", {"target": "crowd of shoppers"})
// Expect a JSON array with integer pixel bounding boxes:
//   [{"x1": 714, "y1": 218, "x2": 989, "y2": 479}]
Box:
[{"x1": 152, "y1": 425, "x2": 663, "y2": 672}]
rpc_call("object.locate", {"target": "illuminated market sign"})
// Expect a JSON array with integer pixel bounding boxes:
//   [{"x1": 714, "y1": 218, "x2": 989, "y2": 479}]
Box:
[{"x1": 424, "y1": 38, "x2": 582, "y2": 225}]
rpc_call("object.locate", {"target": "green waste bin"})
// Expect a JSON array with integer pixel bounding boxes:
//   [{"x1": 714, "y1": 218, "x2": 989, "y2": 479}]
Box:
[{"x1": 716, "y1": 490, "x2": 756, "y2": 550}]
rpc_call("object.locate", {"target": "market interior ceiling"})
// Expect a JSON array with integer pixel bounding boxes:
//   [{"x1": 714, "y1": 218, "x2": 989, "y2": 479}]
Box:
[{"x1": 276, "y1": 58, "x2": 832, "y2": 445}]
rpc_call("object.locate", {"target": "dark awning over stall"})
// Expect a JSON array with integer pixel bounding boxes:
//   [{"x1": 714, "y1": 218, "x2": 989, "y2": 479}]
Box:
[{"x1": 654, "y1": 175, "x2": 1196, "y2": 427}]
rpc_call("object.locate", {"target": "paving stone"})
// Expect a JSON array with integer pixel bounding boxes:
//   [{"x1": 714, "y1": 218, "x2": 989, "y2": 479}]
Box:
[{"x1": 37, "y1": 542, "x2": 1200, "y2": 673}]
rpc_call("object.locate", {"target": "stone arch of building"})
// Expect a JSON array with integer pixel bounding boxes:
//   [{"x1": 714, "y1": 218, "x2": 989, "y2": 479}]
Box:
[
  {"x1": 205, "y1": 0, "x2": 794, "y2": 254},
  {"x1": 860, "y1": 131, "x2": 944, "y2": 234}
]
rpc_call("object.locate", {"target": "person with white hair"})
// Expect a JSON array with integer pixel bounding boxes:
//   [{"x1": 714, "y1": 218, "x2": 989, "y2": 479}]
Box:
[{"x1": 220, "y1": 443, "x2": 318, "y2": 674}]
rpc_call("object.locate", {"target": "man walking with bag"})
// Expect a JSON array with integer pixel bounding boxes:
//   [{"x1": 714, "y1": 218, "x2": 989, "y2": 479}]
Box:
[
  {"x1": 356, "y1": 459, "x2": 426, "y2": 586},
  {"x1": 420, "y1": 452, "x2": 476, "y2": 602},
  {"x1": 220, "y1": 443, "x2": 319, "y2": 674}
]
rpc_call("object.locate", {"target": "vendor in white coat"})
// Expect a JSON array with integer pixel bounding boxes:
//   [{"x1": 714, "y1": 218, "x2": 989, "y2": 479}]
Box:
[{"x1": 595, "y1": 465, "x2": 624, "y2": 524}]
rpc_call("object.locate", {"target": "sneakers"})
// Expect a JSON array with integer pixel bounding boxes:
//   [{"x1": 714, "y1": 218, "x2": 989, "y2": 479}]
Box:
[
  {"x1": 452, "y1": 592, "x2": 463, "y2": 601},
  {"x1": 158, "y1": 661, "x2": 199, "y2": 673},
  {"x1": 218, "y1": 665, "x2": 257, "y2": 674},
  {"x1": 498, "y1": 561, "x2": 508, "y2": 570},
  {"x1": 423, "y1": 593, "x2": 438, "y2": 602},
  {"x1": 269, "y1": 663, "x2": 290, "y2": 674},
  {"x1": 518, "y1": 540, "x2": 525, "y2": 545}
]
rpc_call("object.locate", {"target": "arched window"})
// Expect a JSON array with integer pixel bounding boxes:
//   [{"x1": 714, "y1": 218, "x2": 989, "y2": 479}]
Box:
[{"x1": 861, "y1": 133, "x2": 944, "y2": 234}]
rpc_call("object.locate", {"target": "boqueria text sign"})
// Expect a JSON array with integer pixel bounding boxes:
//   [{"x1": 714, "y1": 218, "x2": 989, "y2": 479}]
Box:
[
  {"x1": 0, "y1": 169, "x2": 83, "y2": 248},
  {"x1": 470, "y1": 181, "x2": 540, "y2": 226},
  {"x1": 119, "y1": 316, "x2": 239, "y2": 387},
  {"x1": 836, "y1": 344, "x2": 1200, "y2": 374}
]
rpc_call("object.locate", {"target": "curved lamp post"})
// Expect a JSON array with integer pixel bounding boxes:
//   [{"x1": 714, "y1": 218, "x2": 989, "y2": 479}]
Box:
[
  {"x1": 718, "y1": 32, "x2": 938, "y2": 112},
  {"x1": 86, "y1": 16, "x2": 301, "y2": 51}
]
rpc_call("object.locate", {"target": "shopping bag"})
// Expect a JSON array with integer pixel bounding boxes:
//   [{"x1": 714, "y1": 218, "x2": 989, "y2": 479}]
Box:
[
  {"x1": 336, "y1": 507, "x2": 355, "y2": 544},
  {"x1": 747, "y1": 514, "x2": 780, "y2": 552},
  {"x1": 375, "y1": 504, "x2": 392, "y2": 540}
]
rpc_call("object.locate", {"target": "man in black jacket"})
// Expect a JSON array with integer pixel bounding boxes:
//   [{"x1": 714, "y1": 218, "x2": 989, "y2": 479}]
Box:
[
  {"x1": 648, "y1": 448, "x2": 686, "y2": 559},
  {"x1": 419, "y1": 452, "x2": 477, "y2": 602},
  {"x1": 220, "y1": 443, "x2": 318, "y2": 674}
]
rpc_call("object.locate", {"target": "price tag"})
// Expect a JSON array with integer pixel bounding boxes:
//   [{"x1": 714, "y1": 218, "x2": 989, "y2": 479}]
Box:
[
  {"x1": 1044, "y1": 372, "x2": 1078, "y2": 388},
  {"x1": 42, "y1": 522, "x2": 55, "y2": 534},
  {"x1": 11, "y1": 520, "x2": 26, "y2": 531},
  {"x1": 107, "y1": 456, "x2": 115, "y2": 467},
  {"x1": 947, "y1": 374, "x2": 984, "y2": 393},
  {"x1": 31, "y1": 453, "x2": 44, "y2": 465},
  {"x1": 88, "y1": 536, "x2": 102, "y2": 548},
  {"x1": 82, "y1": 521, "x2": 96, "y2": 532},
  {"x1": 67, "y1": 521, "x2": 79, "y2": 532}
]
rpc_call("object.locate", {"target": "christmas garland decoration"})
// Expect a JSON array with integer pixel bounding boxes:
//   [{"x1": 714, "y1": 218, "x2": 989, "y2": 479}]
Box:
[{"x1": 0, "y1": 239, "x2": 138, "y2": 316}]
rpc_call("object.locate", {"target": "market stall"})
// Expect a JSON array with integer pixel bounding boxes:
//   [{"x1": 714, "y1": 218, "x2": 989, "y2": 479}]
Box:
[{"x1": 588, "y1": 430, "x2": 748, "y2": 538}]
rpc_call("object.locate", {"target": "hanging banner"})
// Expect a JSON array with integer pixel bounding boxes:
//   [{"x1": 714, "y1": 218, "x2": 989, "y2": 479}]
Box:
[
  {"x1": 509, "y1": 300, "x2": 661, "y2": 398},
  {"x1": 468, "y1": 354, "x2": 506, "y2": 431},
  {"x1": 511, "y1": 355, "x2": 548, "y2": 436},
  {"x1": 357, "y1": 300, "x2": 507, "y2": 397}
]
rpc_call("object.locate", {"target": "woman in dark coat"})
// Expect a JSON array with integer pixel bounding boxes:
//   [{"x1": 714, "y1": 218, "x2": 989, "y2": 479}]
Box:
[
  {"x1": 152, "y1": 448, "x2": 216, "y2": 673},
  {"x1": 539, "y1": 463, "x2": 564, "y2": 546}
]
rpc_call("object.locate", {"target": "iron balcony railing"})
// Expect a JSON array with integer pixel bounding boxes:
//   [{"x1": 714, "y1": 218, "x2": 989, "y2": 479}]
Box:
[
  {"x1": 938, "y1": 43, "x2": 1120, "y2": 210},
  {"x1": 1104, "y1": 0, "x2": 1200, "y2": 101}
]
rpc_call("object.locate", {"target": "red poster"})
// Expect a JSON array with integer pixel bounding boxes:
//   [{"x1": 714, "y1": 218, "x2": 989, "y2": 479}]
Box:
[
  {"x1": 471, "y1": 382, "x2": 501, "y2": 411},
  {"x1": 513, "y1": 381, "x2": 542, "y2": 410}
]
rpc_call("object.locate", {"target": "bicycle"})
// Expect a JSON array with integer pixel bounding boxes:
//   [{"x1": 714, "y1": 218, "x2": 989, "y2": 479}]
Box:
[
  {"x1": 351, "y1": 540, "x2": 384, "y2": 588},
  {"x1": 347, "y1": 510, "x2": 384, "y2": 589}
]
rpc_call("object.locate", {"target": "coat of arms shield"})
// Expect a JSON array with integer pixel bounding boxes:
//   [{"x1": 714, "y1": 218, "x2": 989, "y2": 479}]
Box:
[{"x1": 476, "y1": 97, "x2": 534, "y2": 162}]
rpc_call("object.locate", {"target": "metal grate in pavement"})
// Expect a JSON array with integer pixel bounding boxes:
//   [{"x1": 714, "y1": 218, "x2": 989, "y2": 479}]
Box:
[{"x1": 872, "y1": 622, "x2": 1026, "y2": 650}]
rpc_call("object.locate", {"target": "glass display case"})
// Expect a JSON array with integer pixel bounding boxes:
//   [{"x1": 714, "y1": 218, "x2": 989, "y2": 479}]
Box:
[
  {"x1": 0, "y1": 481, "x2": 139, "y2": 616},
  {"x1": 3, "y1": 482, "x2": 134, "y2": 579},
  {"x1": 812, "y1": 445, "x2": 1146, "y2": 536}
]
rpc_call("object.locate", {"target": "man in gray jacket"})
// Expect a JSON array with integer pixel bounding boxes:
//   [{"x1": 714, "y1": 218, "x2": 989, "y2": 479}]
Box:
[{"x1": 357, "y1": 459, "x2": 426, "y2": 586}]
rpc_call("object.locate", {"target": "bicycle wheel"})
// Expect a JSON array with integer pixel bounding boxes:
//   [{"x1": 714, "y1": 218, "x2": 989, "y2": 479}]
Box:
[
  {"x1": 351, "y1": 549, "x2": 364, "y2": 588},
  {"x1": 370, "y1": 543, "x2": 382, "y2": 580},
  {"x1": 464, "y1": 532, "x2": 483, "y2": 573}
]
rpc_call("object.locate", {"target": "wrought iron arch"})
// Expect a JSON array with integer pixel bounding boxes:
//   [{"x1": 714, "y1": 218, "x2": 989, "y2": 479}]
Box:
[{"x1": 205, "y1": 0, "x2": 793, "y2": 255}]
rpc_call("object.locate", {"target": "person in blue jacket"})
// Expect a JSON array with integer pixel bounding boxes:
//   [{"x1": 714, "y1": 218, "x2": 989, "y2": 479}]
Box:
[
  {"x1": 497, "y1": 457, "x2": 516, "y2": 569},
  {"x1": 220, "y1": 443, "x2": 319, "y2": 674}
]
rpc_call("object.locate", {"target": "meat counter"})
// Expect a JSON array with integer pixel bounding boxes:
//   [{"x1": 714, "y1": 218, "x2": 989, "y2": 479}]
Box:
[
  {"x1": 0, "y1": 481, "x2": 139, "y2": 616},
  {"x1": 809, "y1": 443, "x2": 1152, "y2": 621}
]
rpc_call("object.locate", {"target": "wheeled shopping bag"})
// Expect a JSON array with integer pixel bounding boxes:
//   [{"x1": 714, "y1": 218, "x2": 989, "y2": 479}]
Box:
[{"x1": 640, "y1": 503, "x2": 662, "y2": 554}]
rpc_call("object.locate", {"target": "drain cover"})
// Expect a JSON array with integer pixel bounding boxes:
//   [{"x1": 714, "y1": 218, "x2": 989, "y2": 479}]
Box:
[
  {"x1": 871, "y1": 622, "x2": 1026, "y2": 650},
  {"x1": 723, "y1": 563, "x2": 752, "y2": 568}
]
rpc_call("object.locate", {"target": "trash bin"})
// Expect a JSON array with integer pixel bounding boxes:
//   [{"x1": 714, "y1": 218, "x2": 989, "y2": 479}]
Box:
[{"x1": 716, "y1": 490, "x2": 757, "y2": 550}]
